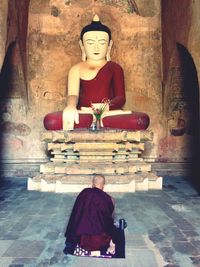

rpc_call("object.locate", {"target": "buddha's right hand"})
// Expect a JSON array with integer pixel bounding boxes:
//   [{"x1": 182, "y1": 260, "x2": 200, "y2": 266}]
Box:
[{"x1": 62, "y1": 106, "x2": 79, "y2": 131}]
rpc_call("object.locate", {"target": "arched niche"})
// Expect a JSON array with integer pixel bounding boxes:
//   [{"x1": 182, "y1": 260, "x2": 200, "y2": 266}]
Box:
[
  {"x1": 163, "y1": 43, "x2": 199, "y2": 162},
  {"x1": 176, "y1": 44, "x2": 199, "y2": 136}
]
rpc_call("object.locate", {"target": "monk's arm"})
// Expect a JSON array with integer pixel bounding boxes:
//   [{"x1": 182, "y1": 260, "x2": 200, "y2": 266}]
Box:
[{"x1": 110, "y1": 64, "x2": 126, "y2": 110}]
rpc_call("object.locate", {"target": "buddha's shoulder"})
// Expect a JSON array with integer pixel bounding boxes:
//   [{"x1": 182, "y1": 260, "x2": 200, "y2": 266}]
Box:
[
  {"x1": 108, "y1": 61, "x2": 124, "y2": 72},
  {"x1": 68, "y1": 61, "x2": 123, "y2": 73},
  {"x1": 68, "y1": 62, "x2": 82, "y2": 75},
  {"x1": 69, "y1": 61, "x2": 89, "y2": 71},
  {"x1": 109, "y1": 61, "x2": 123, "y2": 68}
]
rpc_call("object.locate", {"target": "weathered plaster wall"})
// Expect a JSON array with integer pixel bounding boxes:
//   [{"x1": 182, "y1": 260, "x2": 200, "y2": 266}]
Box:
[
  {"x1": 160, "y1": 0, "x2": 200, "y2": 162},
  {"x1": 188, "y1": 0, "x2": 200, "y2": 91}
]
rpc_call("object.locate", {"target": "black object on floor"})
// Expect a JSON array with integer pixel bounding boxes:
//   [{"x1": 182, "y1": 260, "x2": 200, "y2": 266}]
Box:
[{"x1": 111, "y1": 226, "x2": 126, "y2": 258}]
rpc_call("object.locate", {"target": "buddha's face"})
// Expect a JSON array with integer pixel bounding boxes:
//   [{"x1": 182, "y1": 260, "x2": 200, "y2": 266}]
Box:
[{"x1": 82, "y1": 31, "x2": 110, "y2": 61}]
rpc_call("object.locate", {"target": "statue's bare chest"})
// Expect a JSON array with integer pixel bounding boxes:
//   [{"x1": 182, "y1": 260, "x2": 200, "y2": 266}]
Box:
[{"x1": 79, "y1": 62, "x2": 107, "y2": 80}]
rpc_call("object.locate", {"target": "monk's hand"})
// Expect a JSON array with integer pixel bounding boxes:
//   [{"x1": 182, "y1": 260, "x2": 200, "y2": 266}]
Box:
[
  {"x1": 106, "y1": 239, "x2": 115, "y2": 255},
  {"x1": 63, "y1": 105, "x2": 79, "y2": 131}
]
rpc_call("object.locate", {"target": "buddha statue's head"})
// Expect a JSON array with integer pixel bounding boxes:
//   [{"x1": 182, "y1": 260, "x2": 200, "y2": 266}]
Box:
[{"x1": 79, "y1": 15, "x2": 113, "y2": 62}]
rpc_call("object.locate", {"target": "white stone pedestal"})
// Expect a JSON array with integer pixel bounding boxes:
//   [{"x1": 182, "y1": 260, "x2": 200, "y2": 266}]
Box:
[{"x1": 28, "y1": 129, "x2": 162, "y2": 193}]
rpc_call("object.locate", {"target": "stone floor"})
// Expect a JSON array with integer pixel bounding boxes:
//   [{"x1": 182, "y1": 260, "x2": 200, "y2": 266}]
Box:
[{"x1": 0, "y1": 176, "x2": 200, "y2": 267}]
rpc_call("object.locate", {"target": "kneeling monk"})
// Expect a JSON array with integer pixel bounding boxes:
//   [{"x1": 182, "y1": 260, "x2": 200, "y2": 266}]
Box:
[
  {"x1": 63, "y1": 175, "x2": 125, "y2": 258},
  {"x1": 44, "y1": 15, "x2": 149, "y2": 131}
]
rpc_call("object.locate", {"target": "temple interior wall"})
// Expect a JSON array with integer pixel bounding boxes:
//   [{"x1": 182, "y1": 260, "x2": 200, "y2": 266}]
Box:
[
  {"x1": 161, "y1": 0, "x2": 200, "y2": 163},
  {"x1": 0, "y1": 0, "x2": 199, "y2": 167}
]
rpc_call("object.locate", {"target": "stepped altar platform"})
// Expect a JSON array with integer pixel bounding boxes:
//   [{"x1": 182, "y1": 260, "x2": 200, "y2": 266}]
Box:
[{"x1": 28, "y1": 129, "x2": 162, "y2": 192}]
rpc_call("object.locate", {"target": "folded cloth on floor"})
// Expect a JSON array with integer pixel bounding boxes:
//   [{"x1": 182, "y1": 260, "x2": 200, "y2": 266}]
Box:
[{"x1": 73, "y1": 244, "x2": 112, "y2": 258}]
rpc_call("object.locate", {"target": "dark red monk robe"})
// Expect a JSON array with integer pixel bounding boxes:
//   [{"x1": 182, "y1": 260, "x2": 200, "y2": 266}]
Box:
[
  {"x1": 64, "y1": 187, "x2": 115, "y2": 251},
  {"x1": 43, "y1": 61, "x2": 150, "y2": 130}
]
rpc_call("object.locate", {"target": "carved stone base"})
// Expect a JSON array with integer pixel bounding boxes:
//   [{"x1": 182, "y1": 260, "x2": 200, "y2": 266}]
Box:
[{"x1": 28, "y1": 129, "x2": 162, "y2": 193}]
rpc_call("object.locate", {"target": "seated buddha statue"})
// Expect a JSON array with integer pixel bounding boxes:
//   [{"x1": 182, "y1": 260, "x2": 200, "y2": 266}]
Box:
[{"x1": 44, "y1": 15, "x2": 149, "y2": 131}]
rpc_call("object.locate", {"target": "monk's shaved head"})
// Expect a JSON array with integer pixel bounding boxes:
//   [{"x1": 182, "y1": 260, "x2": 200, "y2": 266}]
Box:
[{"x1": 92, "y1": 175, "x2": 105, "y2": 190}]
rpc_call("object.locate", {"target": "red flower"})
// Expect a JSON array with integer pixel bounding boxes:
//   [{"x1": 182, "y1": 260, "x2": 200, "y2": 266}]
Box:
[{"x1": 91, "y1": 98, "x2": 111, "y2": 120}]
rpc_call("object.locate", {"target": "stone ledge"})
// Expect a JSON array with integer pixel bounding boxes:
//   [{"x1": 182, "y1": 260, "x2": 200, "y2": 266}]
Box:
[
  {"x1": 28, "y1": 172, "x2": 163, "y2": 193},
  {"x1": 40, "y1": 161, "x2": 151, "y2": 174},
  {"x1": 41, "y1": 129, "x2": 153, "y2": 143},
  {"x1": 0, "y1": 162, "x2": 191, "y2": 178},
  {"x1": 0, "y1": 162, "x2": 190, "y2": 178}
]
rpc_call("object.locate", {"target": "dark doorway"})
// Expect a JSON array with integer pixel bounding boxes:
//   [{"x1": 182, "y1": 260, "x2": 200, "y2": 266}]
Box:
[{"x1": 176, "y1": 43, "x2": 200, "y2": 191}]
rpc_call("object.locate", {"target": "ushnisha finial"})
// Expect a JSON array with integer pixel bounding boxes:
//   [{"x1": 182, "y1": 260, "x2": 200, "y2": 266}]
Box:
[
  {"x1": 93, "y1": 14, "x2": 100, "y2": 22},
  {"x1": 80, "y1": 14, "x2": 111, "y2": 41}
]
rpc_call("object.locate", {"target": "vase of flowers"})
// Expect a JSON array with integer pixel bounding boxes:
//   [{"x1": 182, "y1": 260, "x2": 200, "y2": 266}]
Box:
[
  {"x1": 95, "y1": 117, "x2": 101, "y2": 130},
  {"x1": 91, "y1": 98, "x2": 111, "y2": 131}
]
